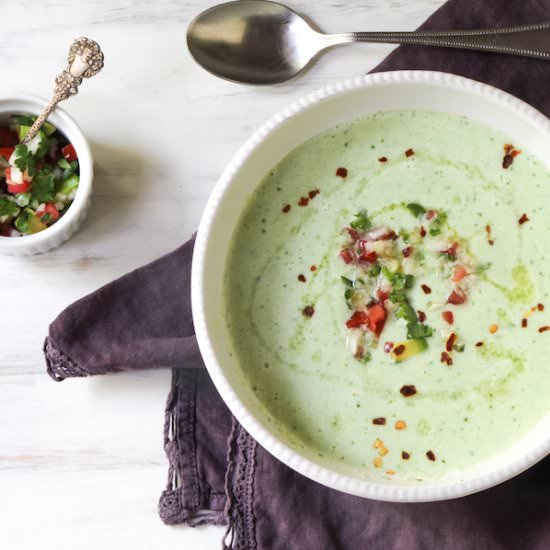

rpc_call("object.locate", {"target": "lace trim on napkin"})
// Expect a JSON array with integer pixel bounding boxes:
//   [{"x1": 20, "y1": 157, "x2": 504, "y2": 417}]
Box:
[
  {"x1": 223, "y1": 417, "x2": 257, "y2": 549},
  {"x1": 158, "y1": 369, "x2": 226, "y2": 527},
  {"x1": 44, "y1": 337, "x2": 89, "y2": 381}
]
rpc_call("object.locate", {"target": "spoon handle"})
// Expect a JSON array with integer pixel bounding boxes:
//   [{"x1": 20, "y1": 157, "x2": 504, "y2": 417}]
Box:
[
  {"x1": 23, "y1": 37, "x2": 104, "y2": 144},
  {"x1": 336, "y1": 21, "x2": 550, "y2": 60}
]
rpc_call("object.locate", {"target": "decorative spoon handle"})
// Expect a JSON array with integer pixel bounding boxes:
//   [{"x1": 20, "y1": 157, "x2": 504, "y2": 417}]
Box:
[
  {"x1": 23, "y1": 37, "x2": 104, "y2": 144},
  {"x1": 334, "y1": 21, "x2": 550, "y2": 60}
]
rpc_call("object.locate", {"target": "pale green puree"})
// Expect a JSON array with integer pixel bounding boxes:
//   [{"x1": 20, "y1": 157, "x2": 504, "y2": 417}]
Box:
[{"x1": 224, "y1": 110, "x2": 550, "y2": 481}]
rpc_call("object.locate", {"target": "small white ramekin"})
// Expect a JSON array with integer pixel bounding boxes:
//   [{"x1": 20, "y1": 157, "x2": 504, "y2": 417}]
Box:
[
  {"x1": 192, "y1": 71, "x2": 550, "y2": 502},
  {"x1": 0, "y1": 94, "x2": 93, "y2": 255}
]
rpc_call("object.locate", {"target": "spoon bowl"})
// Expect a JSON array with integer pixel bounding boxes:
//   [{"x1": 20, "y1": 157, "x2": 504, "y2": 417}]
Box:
[{"x1": 187, "y1": 0, "x2": 330, "y2": 84}]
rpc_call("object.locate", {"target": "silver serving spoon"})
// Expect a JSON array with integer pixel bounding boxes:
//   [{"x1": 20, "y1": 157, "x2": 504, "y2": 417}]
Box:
[
  {"x1": 23, "y1": 37, "x2": 104, "y2": 143},
  {"x1": 187, "y1": 0, "x2": 550, "y2": 85}
]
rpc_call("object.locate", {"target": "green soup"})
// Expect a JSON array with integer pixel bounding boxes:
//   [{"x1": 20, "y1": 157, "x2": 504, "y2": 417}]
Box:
[{"x1": 224, "y1": 110, "x2": 550, "y2": 481}]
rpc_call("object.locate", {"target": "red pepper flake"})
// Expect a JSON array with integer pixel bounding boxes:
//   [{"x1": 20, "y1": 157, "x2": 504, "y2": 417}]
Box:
[
  {"x1": 308, "y1": 188, "x2": 320, "y2": 199},
  {"x1": 417, "y1": 310, "x2": 426, "y2": 323},
  {"x1": 310, "y1": 265, "x2": 317, "y2": 272},
  {"x1": 401, "y1": 451, "x2": 410, "y2": 460},
  {"x1": 419, "y1": 225, "x2": 427, "y2": 238},
  {"x1": 378, "y1": 156, "x2": 388, "y2": 163},
  {"x1": 346, "y1": 310, "x2": 369, "y2": 329},
  {"x1": 442, "y1": 311, "x2": 454, "y2": 325},
  {"x1": 445, "y1": 333, "x2": 457, "y2": 352},
  {"x1": 400, "y1": 385, "x2": 417, "y2": 397},
  {"x1": 503, "y1": 144, "x2": 521, "y2": 169},
  {"x1": 538, "y1": 303, "x2": 545, "y2": 311},
  {"x1": 405, "y1": 148, "x2": 415, "y2": 157},
  {"x1": 426, "y1": 450, "x2": 436, "y2": 461},
  {"x1": 440, "y1": 351, "x2": 453, "y2": 366},
  {"x1": 336, "y1": 167, "x2": 348, "y2": 178},
  {"x1": 421, "y1": 284, "x2": 432, "y2": 295},
  {"x1": 538, "y1": 326, "x2": 550, "y2": 333},
  {"x1": 518, "y1": 213, "x2": 529, "y2": 225},
  {"x1": 475, "y1": 341, "x2": 484, "y2": 347},
  {"x1": 384, "y1": 342, "x2": 394, "y2": 353},
  {"x1": 302, "y1": 305, "x2": 315, "y2": 318},
  {"x1": 372, "y1": 417, "x2": 386, "y2": 425},
  {"x1": 521, "y1": 318, "x2": 528, "y2": 328},
  {"x1": 485, "y1": 224, "x2": 495, "y2": 246},
  {"x1": 447, "y1": 289, "x2": 466, "y2": 305},
  {"x1": 402, "y1": 246, "x2": 414, "y2": 258},
  {"x1": 298, "y1": 196, "x2": 309, "y2": 207},
  {"x1": 282, "y1": 204, "x2": 291, "y2": 213},
  {"x1": 393, "y1": 344, "x2": 406, "y2": 356},
  {"x1": 297, "y1": 274, "x2": 306, "y2": 282},
  {"x1": 441, "y1": 242, "x2": 458, "y2": 261}
]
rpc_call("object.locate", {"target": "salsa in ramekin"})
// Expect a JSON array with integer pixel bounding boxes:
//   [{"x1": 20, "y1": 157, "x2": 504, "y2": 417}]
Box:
[{"x1": 0, "y1": 114, "x2": 80, "y2": 237}]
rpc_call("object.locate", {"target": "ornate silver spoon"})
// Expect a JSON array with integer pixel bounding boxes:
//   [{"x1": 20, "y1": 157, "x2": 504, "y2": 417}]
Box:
[
  {"x1": 187, "y1": 0, "x2": 550, "y2": 85},
  {"x1": 23, "y1": 37, "x2": 104, "y2": 143}
]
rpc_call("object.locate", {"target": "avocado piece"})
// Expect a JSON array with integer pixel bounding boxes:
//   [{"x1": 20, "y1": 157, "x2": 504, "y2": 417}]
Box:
[
  {"x1": 17, "y1": 125, "x2": 30, "y2": 142},
  {"x1": 58, "y1": 174, "x2": 79, "y2": 196},
  {"x1": 391, "y1": 338, "x2": 428, "y2": 362},
  {"x1": 41, "y1": 120, "x2": 57, "y2": 136},
  {"x1": 14, "y1": 208, "x2": 47, "y2": 235}
]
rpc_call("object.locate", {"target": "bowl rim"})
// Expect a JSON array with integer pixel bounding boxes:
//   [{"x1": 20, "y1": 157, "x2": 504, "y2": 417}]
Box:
[
  {"x1": 0, "y1": 93, "x2": 93, "y2": 249},
  {"x1": 191, "y1": 70, "x2": 550, "y2": 502}
]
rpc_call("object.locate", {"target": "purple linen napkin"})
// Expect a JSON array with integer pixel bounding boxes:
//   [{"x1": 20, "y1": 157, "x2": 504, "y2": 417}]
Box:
[{"x1": 45, "y1": 0, "x2": 550, "y2": 548}]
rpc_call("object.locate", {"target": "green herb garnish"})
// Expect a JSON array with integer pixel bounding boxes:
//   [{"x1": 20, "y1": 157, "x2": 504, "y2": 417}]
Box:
[
  {"x1": 30, "y1": 168, "x2": 55, "y2": 203},
  {"x1": 407, "y1": 322, "x2": 434, "y2": 339},
  {"x1": 341, "y1": 276, "x2": 353, "y2": 287},
  {"x1": 0, "y1": 196, "x2": 20, "y2": 218},
  {"x1": 13, "y1": 144, "x2": 36, "y2": 177},
  {"x1": 349, "y1": 209, "x2": 371, "y2": 231},
  {"x1": 406, "y1": 202, "x2": 426, "y2": 217},
  {"x1": 367, "y1": 263, "x2": 381, "y2": 278},
  {"x1": 396, "y1": 302, "x2": 417, "y2": 323}
]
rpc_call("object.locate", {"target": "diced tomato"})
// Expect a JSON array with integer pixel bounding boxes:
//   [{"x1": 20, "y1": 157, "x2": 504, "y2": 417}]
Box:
[
  {"x1": 442, "y1": 311, "x2": 454, "y2": 325},
  {"x1": 61, "y1": 144, "x2": 77, "y2": 163},
  {"x1": 447, "y1": 289, "x2": 467, "y2": 305},
  {"x1": 346, "y1": 228, "x2": 361, "y2": 241},
  {"x1": 5, "y1": 167, "x2": 31, "y2": 194},
  {"x1": 375, "y1": 229, "x2": 397, "y2": 241},
  {"x1": 377, "y1": 289, "x2": 389, "y2": 302},
  {"x1": 452, "y1": 266, "x2": 469, "y2": 282},
  {"x1": 366, "y1": 303, "x2": 387, "y2": 336},
  {"x1": 357, "y1": 241, "x2": 378, "y2": 263},
  {"x1": 346, "y1": 310, "x2": 369, "y2": 328},
  {"x1": 345, "y1": 304, "x2": 387, "y2": 336},
  {"x1": 0, "y1": 127, "x2": 18, "y2": 147},
  {"x1": 0, "y1": 147, "x2": 14, "y2": 160},
  {"x1": 340, "y1": 248, "x2": 354, "y2": 264},
  {"x1": 35, "y1": 203, "x2": 60, "y2": 225}
]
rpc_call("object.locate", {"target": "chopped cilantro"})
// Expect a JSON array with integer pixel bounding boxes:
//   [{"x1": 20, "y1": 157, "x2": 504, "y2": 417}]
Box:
[
  {"x1": 57, "y1": 158, "x2": 79, "y2": 179},
  {"x1": 12, "y1": 114, "x2": 35, "y2": 127},
  {"x1": 341, "y1": 276, "x2": 353, "y2": 287},
  {"x1": 0, "y1": 196, "x2": 20, "y2": 218},
  {"x1": 396, "y1": 302, "x2": 417, "y2": 323},
  {"x1": 400, "y1": 229, "x2": 410, "y2": 242},
  {"x1": 406, "y1": 203, "x2": 426, "y2": 217},
  {"x1": 389, "y1": 289, "x2": 407, "y2": 303},
  {"x1": 30, "y1": 168, "x2": 55, "y2": 203},
  {"x1": 349, "y1": 209, "x2": 371, "y2": 231},
  {"x1": 40, "y1": 213, "x2": 53, "y2": 223},
  {"x1": 367, "y1": 263, "x2": 381, "y2": 278},
  {"x1": 13, "y1": 144, "x2": 36, "y2": 177},
  {"x1": 407, "y1": 322, "x2": 434, "y2": 339}
]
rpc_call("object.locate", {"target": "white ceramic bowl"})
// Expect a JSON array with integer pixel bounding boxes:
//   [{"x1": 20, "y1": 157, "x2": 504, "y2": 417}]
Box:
[
  {"x1": 192, "y1": 71, "x2": 550, "y2": 502},
  {"x1": 0, "y1": 95, "x2": 93, "y2": 255}
]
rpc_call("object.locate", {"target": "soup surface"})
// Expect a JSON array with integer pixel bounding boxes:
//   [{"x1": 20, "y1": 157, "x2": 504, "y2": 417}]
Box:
[{"x1": 224, "y1": 110, "x2": 550, "y2": 481}]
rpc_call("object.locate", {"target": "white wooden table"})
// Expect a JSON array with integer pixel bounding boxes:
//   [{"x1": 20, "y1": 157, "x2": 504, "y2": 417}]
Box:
[{"x1": 0, "y1": 1, "x2": 443, "y2": 548}]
